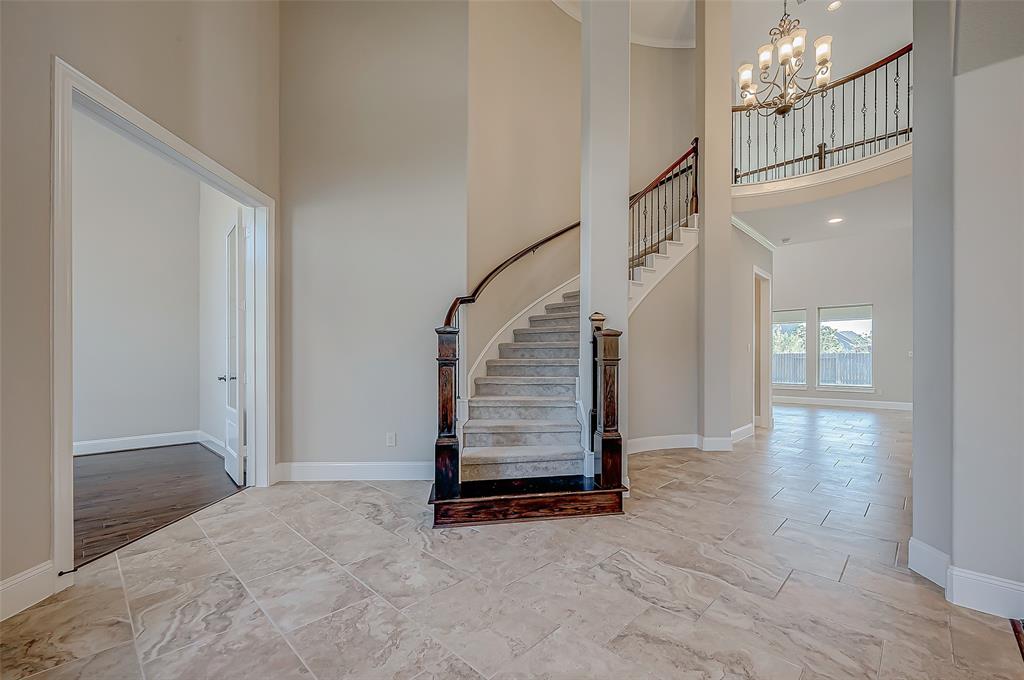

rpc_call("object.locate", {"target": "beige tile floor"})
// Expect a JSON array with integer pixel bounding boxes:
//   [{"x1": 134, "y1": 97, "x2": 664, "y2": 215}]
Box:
[{"x1": 3, "y1": 405, "x2": 1022, "y2": 679}]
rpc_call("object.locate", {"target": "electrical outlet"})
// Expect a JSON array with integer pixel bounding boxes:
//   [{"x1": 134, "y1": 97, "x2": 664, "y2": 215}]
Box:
[{"x1": 385, "y1": 432, "x2": 397, "y2": 447}]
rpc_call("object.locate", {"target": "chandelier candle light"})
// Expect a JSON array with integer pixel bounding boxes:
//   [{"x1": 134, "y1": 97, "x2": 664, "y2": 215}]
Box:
[{"x1": 738, "y1": 0, "x2": 832, "y2": 116}]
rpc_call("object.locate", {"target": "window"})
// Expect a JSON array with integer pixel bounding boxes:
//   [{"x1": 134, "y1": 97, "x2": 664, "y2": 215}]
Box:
[
  {"x1": 772, "y1": 309, "x2": 807, "y2": 385},
  {"x1": 818, "y1": 305, "x2": 873, "y2": 387}
]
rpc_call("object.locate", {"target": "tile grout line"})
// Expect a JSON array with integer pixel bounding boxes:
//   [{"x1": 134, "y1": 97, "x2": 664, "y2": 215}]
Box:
[
  {"x1": 116, "y1": 551, "x2": 149, "y2": 680},
  {"x1": 250, "y1": 488, "x2": 488, "y2": 678},
  {"x1": 194, "y1": 517, "x2": 322, "y2": 680}
]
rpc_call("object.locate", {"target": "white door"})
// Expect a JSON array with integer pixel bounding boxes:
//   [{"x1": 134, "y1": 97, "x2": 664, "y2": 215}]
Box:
[{"x1": 222, "y1": 212, "x2": 246, "y2": 485}]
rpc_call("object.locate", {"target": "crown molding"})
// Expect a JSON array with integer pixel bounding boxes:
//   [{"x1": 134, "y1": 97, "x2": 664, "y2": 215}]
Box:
[{"x1": 731, "y1": 215, "x2": 777, "y2": 251}]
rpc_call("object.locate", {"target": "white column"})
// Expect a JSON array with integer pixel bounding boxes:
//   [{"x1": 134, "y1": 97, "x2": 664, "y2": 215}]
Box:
[
  {"x1": 579, "y1": 0, "x2": 630, "y2": 477},
  {"x1": 909, "y1": 0, "x2": 954, "y2": 586},
  {"x1": 695, "y1": 0, "x2": 733, "y2": 449}
]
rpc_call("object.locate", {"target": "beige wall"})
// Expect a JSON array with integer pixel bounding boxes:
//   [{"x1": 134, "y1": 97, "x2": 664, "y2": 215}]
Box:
[
  {"x1": 730, "y1": 228, "x2": 772, "y2": 432},
  {"x1": 1, "y1": 0, "x2": 279, "y2": 580},
  {"x1": 465, "y1": 0, "x2": 696, "y2": 373},
  {"x1": 630, "y1": 43, "x2": 697, "y2": 195},
  {"x1": 465, "y1": 0, "x2": 582, "y2": 365},
  {"x1": 72, "y1": 110, "x2": 201, "y2": 444},
  {"x1": 951, "y1": 52, "x2": 1024, "y2": 586},
  {"x1": 628, "y1": 257, "x2": 700, "y2": 440},
  {"x1": 773, "y1": 230, "x2": 914, "y2": 406},
  {"x1": 279, "y1": 1, "x2": 468, "y2": 465}
]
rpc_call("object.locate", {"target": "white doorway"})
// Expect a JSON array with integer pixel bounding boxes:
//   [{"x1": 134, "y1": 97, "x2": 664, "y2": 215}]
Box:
[
  {"x1": 52, "y1": 58, "x2": 276, "y2": 584},
  {"x1": 754, "y1": 267, "x2": 773, "y2": 429},
  {"x1": 220, "y1": 210, "x2": 251, "y2": 485}
]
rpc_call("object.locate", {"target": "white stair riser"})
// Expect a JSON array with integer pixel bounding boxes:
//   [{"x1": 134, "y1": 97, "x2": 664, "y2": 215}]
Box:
[
  {"x1": 468, "y1": 404, "x2": 577, "y2": 420},
  {"x1": 474, "y1": 382, "x2": 575, "y2": 397},
  {"x1": 462, "y1": 458, "x2": 583, "y2": 481},
  {"x1": 513, "y1": 329, "x2": 579, "y2": 343},
  {"x1": 464, "y1": 430, "x2": 581, "y2": 447},
  {"x1": 486, "y1": 363, "x2": 578, "y2": 377},
  {"x1": 529, "y1": 316, "x2": 579, "y2": 328},
  {"x1": 499, "y1": 344, "x2": 579, "y2": 359}
]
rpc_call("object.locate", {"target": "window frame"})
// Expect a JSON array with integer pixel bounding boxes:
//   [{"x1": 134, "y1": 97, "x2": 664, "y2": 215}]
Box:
[
  {"x1": 771, "y1": 308, "x2": 809, "y2": 387},
  {"x1": 816, "y1": 303, "x2": 874, "y2": 389}
]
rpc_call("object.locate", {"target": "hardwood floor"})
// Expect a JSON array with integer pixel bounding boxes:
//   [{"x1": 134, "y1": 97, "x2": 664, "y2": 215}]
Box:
[{"x1": 73, "y1": 443, "x2": 240, "y2": 567}]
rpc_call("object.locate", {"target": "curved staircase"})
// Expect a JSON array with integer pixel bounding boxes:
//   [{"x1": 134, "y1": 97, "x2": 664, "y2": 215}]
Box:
[
  {"x1": 463, "y1": 290, "x2": 584, "y2": 481},
  {"x1": 431, "y1": 139, "x2": 699, "y2": 527}
]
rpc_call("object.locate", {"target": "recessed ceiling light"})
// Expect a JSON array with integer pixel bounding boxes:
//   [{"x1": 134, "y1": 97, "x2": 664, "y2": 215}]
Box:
[
  {"x1": 828, "y1": 217, "x2": 844, "y2": 224},
  {"x1": 827, "y1": 0, "x2": 842, "y2": 12}
]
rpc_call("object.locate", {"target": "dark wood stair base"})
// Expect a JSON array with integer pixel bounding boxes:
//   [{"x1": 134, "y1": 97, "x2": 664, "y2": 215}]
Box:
[{"x1": 428, "y1": 475, "x2": 625, "y2": 527}]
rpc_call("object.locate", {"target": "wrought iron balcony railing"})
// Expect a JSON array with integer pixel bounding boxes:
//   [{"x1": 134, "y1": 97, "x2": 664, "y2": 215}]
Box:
[{"x1": 733, "y1": 43, "x2": 912, "y2": 185}]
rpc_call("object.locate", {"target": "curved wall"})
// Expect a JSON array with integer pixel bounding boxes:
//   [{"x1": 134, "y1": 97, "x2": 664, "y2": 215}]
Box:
[
  {"x1": 466, "y1": 0, "x2": 696, "y2": 380},
  {"x1": 731, "y1": 144, "x2": 912, "y2": 214}
]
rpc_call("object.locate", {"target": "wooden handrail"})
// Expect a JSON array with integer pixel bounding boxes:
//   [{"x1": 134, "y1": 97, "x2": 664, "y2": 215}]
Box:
[
  {"x1": 443, "y1": 137, "x2": 700, "y2": 326},
  {"x1": 443, "y1": 220, "x2": 580, "y2": 326},
  {"x1": 434, "y1": 139, "x2": 699, "y2": 502},
  {"x1": 629, "y1": 137, "x2": 699, "y2": 209},
  {"x1": 731, "y1": 43, "x2": 912, "y2": 113}
]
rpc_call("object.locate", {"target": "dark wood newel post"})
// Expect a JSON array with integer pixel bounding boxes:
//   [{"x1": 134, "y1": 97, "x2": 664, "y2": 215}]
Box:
[
  {"x1": 588, "y1": 313, "x2": 605, "y2": 451},
  {"x1": 591, "y1": 313, "x2": 623, "y2": 490},
  {"x1": 690, "y1": 136, "x2": 700, "y2": 215},
  {"x1": 435, "y1": 326, "x2": 460, "y2": 500},
  {"x1": 816, "y1": 143, "x2": 827, "y2": 170}
]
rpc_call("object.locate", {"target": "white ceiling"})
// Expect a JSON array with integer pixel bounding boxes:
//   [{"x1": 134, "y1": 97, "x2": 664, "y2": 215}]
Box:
[
  {"x1": 736, "y1": 174, "x2": 911, "y2": 247},
  {"x1": 552, "y1": 0, "x2": 696, "y2": 48},
  {"x1": 732, "y1": 0, "x2": 912, "y2": 87}
]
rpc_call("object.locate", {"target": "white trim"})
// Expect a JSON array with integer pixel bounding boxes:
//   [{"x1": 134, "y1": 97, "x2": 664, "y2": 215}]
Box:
[
  {"x1": 731, "y1": 423, "x2": 755, "y2": 442},
  {"x1": 946, "y1": 566, "x2": 1024, "y2": 619},
  {"x1": 908, "y1": 537, "x2": 950, "y2": 588},
  {"x1": 754, "y1": 415, "x2": 769, "y2": 427},
  {"x1": 731, "y1": 143, "x2": 912, "y2": 205},
  {"x1": 73, "y1": 430, "x2": 205, "y2": 455},
  {"x1": 627, "y1": 433, "x2": 737, "y2": 454},
  {"x1": 1, "y1": 562, "x2": 55, "y2": 621},
  {"x1": 466, "y1": 275, "x2": 580, "y2": 395},
  {"x1": 731, "y1": 216, "x2": 777, "y2": 251},
  {"x1": 815, "y1": 385, "x2": 876, "y2": 394},
  {"x1": 627, "y1": 434, "x2": 698, "y2": 454},
  {"x1": 698, "y1": 436, "x2": 734, "y2": 452},
  {"x1": 773, "y1": 395, "x2": 913, "y2": 411},
  {"x1": 773, "y1": 383, "x2": 809, "y2": 390},
  {"x1": 276, "y1": 461, "x2": 433, "y2": 482},
  {"x1": 52, "y1": 58, "x2": 277, "y2": 585}
]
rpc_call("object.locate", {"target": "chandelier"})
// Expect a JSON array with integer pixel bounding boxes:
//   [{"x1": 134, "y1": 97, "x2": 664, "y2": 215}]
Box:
[{"x1": 736, "y1": 0, "x2": 833, "y2": 116}]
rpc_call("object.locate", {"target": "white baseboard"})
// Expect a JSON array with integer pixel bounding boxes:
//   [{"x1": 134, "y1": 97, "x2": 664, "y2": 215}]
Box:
[
  {"x1": 627, "y1": 434, "x2": 698, "y2": 454},
  {"x1": 276, "y1": 461, "x2": 433, "y2": 482},
  {"x1": 627, "y1": 433, "x2": 738, "y2": 454},
  {"x1": 731, "y1": 423, "x2": 755, "y2": 442},
  {"x1": 946, "y1": 566, "x2": 1024, "y2": 619},
  {"x1": 197, "y1": 431, "x2": 228, "y2": 459},
  {"x1": 697, "y1": 435, "x2": 733, "y2": 452},
  {"x1": 1, "y1": 561, "x2": 54, "y2": 621},
  {"x1": 773, "y1": 395, "x2": 913, "y2": 411},
  {"x1": 908, "y1": 537, "x2": 950, "y2": 588},
  {"x1": 73, "y1": 430, "x2": 203, "y2": 455}
]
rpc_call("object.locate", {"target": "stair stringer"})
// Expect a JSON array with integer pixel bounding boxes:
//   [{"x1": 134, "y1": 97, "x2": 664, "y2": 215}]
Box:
[{"x1": 628, "y1": 215, "x2": 700, "y2": 317}]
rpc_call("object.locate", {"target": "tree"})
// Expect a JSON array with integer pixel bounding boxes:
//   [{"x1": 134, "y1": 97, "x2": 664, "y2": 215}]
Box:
[
  {"x1": 819, "y1": 325, "x2": 871, "y2": 353},
  {"x1": 772, "y1": 323, "x2": 806, "y2": 354}
]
